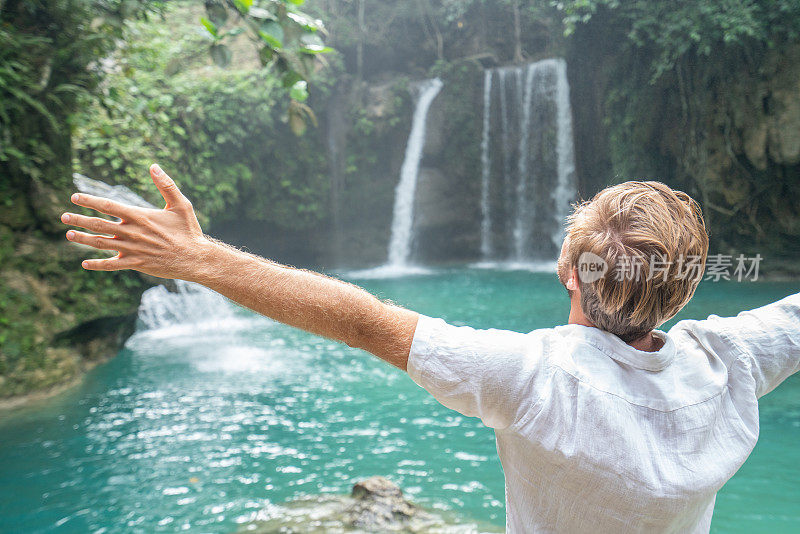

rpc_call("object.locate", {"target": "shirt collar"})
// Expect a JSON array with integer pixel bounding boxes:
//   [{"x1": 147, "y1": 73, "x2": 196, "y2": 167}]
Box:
[{"x1": 557, "y1": 324, "x2": 677, "y2": 372}]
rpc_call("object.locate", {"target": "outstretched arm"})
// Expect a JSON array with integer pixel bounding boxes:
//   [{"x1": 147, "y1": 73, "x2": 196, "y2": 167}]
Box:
[{"x1": 61, "y1": 164, "x2": 419, "y2": 370}]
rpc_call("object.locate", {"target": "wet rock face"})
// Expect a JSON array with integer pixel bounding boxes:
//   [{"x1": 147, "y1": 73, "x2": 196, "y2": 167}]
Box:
[
  {"x1": 0, "y1": 174, "x2": 158, "y2": 402},
  {"x1": 0, "y1": 225, "x2": 150, "y2": 401}
]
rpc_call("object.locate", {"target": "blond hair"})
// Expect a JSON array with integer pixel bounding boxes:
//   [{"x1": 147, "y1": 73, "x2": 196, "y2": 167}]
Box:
[{"x1": 557, "y1": 181, "x2": 709, "y2": 342}]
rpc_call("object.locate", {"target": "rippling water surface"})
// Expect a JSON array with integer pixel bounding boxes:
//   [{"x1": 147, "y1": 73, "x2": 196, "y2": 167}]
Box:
[{"x1": 0, "y1": 269, "x2": 798, "y2": 533}]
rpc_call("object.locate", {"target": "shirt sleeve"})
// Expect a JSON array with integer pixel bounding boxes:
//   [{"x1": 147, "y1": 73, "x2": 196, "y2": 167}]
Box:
[
  {"x1": 406, "y1": 315, "x2": 543, "y2": 430},
  {"x1": 673, "y1": 292, "x2": 800, "y2": 398}
]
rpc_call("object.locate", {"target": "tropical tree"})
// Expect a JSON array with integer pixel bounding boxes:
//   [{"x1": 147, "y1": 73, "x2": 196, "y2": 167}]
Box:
[{"x1": 0, "y1": 0, "x2": 330, "y2": 229}]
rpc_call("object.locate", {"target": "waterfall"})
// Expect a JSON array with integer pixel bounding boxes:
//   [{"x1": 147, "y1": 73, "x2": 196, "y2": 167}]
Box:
[
  {"x1": 552, "y1": 62, "x2": 577, "y2": 250},
  {"x1": 479, "y1": 70, "x2": 493, "y2": 258},
  {"x1": 72, "y1": 173, "x2": 156, "y2": 210},
  {"x1": 136, "y1": 279, "x2": 237, "y2": 331},
  {"x1": 386, "y1": 78, "x2": 443, "y2": 267},
  {"x1": 498, "y1": 69, "x2": 509, "y2": 217},
  {"x1": 513, "y1": 64, "x2": 538, "y2": 261},
  {"x1": 478, "y1": 58, "x2": 577, "y2": 265},
  {"x1": 72, "y1": 173, "x2": 238, "y2": 331}
]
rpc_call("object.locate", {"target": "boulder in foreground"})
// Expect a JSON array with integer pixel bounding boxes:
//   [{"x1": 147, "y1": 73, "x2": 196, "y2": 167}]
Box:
[{"x1": 240, "y1": 476, "x2": 501, "y2": 533}]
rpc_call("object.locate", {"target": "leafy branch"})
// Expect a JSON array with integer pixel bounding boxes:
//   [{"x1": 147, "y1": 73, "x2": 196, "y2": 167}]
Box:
[{"x1": 200, "y1": 0, "x2": 333, "y2": 134}]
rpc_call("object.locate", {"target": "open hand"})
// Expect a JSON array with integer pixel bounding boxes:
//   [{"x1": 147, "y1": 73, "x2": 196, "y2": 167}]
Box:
[{"x1": 61, "y1": 164, "x2": 208, "y2": 279}]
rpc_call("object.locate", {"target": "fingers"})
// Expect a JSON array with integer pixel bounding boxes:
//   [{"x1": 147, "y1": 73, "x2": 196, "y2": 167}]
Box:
[
  {"x1": 150, "y1": 163, "x2": 187, "y2": 209},
  {"x1": 66, "y1": 230, "x2": 128, "y2": 251},
  {"x1": 71, "y1": 193, "x2": 141, "y2": 221},
  {"x1": 65, "y1": 231, "x2": 139, "y2": 271},
  {"x1": 81, "y1": 255, "x2": 136, "y2": 272},
  {"x1": 61, "y1": 212, "x2": 123, "y2": 236}
]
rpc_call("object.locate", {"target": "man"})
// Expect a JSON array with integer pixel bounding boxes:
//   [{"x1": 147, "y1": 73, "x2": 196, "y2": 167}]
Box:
[{"x1": 62, "y1": 164, "x2": 799, "y2": 533}]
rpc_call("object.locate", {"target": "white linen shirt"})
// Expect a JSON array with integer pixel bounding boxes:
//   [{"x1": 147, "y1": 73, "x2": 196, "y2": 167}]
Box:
[{"x1": 406, "y1": 292, "x2": 800, "y2": 533}]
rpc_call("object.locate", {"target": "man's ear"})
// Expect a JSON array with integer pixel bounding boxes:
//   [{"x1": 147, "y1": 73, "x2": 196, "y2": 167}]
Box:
[{"x1": 565, "y1": 267, "x2": 580, "y2": 291}]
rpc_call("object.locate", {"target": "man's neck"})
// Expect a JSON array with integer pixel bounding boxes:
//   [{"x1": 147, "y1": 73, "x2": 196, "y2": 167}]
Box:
[
  {"x1": 568, "y1": 297, "x2": 664, "y2": 353},
  {"x1": 628, "y1": 332, "x2": 664, "y2": 352}
]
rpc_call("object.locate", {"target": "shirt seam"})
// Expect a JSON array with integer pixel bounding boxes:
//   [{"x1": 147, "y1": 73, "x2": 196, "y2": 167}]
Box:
[
  {"x1": 515, "y1": 362, "x2": 728, "y2": 422},
  {"x1": 704, "y1": 330, "x2": 769, "y2": 404},
  {"x1": 710, "y1": 330, "x2": 752, "y2": 371},
  {"x1": 679, "y1": 320, "x2": 757, "y2": 389},
  {"x1": 504, "y1": 335, "x2": 551, "y2": 432},
  {"x1": 678, "y1": 319, "x2": 750, "y2": 362},
  {"x1": 580, "y1": 334, "x2": 672, "y2": 372}
]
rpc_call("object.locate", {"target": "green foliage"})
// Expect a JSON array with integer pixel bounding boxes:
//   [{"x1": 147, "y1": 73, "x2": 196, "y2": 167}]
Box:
[
  {"x1": 556, "y1": 0, "x2": 800, "y2": 81},
  {"x1": 0, "y1": 1, "x2": 167, "y2": 397},
  {"x1": 0, "y1": 0, "x2": 162, "y2": 186},
  {"x1": 301, "y1": 0, "x2": 564, "y2": 83},
  {"x1": 200, "y1": 0, "x2": 332, "y2": 131},
  {"x1": 72, "y1": 3, "x2": 334, "y2": 230},
  {"x1": 0, "y1": 28, "x2": 54, "y2": 179},
  {"x1": 559, "y1": 0, "x2": 800, "y2": 257},
  {"x1": 1, "y1": 0, "x2": 331, "y2": 211},
  {"x1": 0, "y1": 234, "x2": 149, "y2": 397},
  {"x1": 303, "y1": 0, "x2": 446, "y2": 76},
  {"x1": 0, "y1": 0, "x2": 334, "y2": 398}
]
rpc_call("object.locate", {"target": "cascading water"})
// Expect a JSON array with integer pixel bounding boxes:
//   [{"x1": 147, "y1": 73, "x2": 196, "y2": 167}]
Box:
[
  {"x1": 136, "y1": 280, "x2": 237, "y2": 331},
  {"x1": 72, "y1": 173, "x2": 239, "y2": 332},
  {"x1": 386, "y1": 78, "x2": 443, "y2": 268},
  {"x1": 478, "y1": 58, "x2": 577, "y2": 266},
  {"x1": 513, "y1": 64, "x2": 538, "y2": 261},
  {"x1": 552, "y1": 62, "x2": 577, "y2": 249},
  {"x1": 480, "y1": 70, "x2": 493, "y2": 259},
  {"x1": 498, "y1": 68, "x2": 511, "y2": 226},
  {"x1": 348, "y1": 78, "x2": 444, "y2": 279},
  {"x1": 73, "y1": 173, "x2": 156, "y2": 210}
]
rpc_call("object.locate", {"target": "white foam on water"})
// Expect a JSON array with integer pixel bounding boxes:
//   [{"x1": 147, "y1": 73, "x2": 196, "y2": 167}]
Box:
[
  {"x1": 469, "y1": 260, "x2": 557, "y2": 273},
  {"x1": 341, "y1": 264, "x2": 437, "y2": 280}
]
